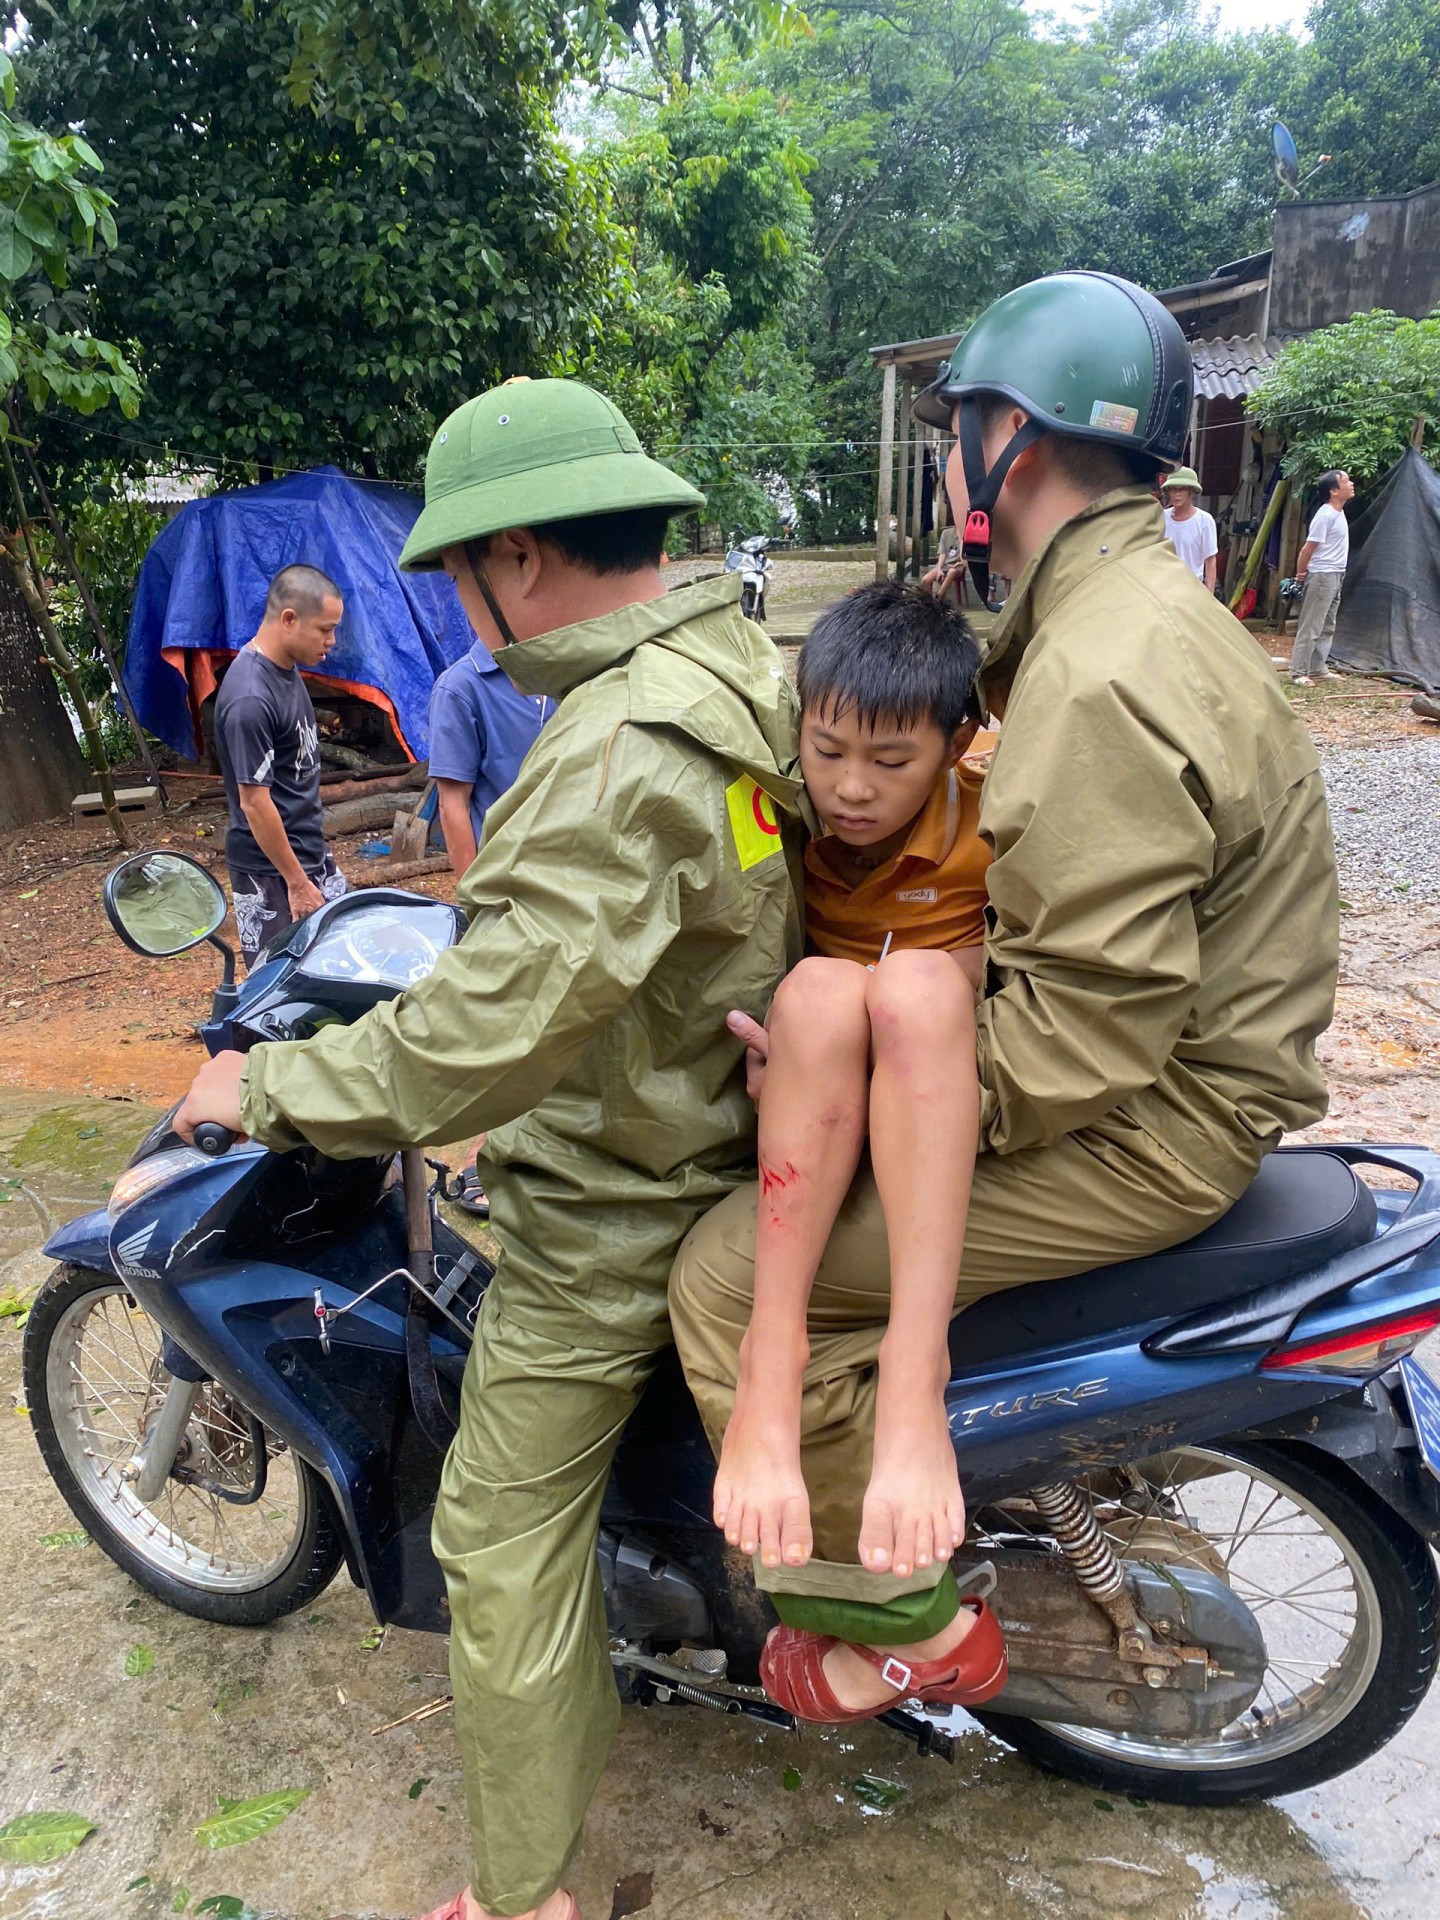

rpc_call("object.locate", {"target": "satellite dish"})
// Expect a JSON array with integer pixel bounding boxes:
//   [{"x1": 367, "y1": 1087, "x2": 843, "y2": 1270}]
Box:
[{"x1": 1273, "y1": 122, "x2": 1300, "y2": 194}]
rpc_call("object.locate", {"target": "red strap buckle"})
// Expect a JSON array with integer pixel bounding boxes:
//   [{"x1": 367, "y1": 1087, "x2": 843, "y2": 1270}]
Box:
[
  {"x1": 961, "y1": 508, "x2": 991, "y2": 557},
  {"x1": 879, "y1": 1656, "x2": 914, "y2": 1693}
]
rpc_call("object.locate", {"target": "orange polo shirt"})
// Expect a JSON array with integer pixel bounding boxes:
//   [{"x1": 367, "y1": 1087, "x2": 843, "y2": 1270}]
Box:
[{"x1": 804, "y1": 763, "x2": 991, "y2": 965}]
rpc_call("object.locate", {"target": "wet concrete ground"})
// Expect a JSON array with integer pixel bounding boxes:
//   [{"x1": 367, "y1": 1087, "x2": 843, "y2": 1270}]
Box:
[{"x1": 2, "y1": 1089, "x2": 1438, "y2": 1920}]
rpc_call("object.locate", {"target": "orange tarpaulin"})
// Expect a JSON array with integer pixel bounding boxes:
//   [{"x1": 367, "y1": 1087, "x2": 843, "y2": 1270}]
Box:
[{"x1": 162, "y1": 647, "x2": 417, "y2": 762}]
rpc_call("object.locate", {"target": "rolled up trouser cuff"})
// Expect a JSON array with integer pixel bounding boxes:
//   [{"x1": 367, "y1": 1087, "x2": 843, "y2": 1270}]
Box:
[
  {"x1": 753, "y1": 1551, "x2": 947, "y2": 1602},
  {"x1": 770, "y1": 1565, "x2": 962, "y2": 1647}
]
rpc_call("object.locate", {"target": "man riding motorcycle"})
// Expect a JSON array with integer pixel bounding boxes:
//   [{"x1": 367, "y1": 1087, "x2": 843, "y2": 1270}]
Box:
[
  {"x1": 177, "y1": 377, "x2": 804, "y2": 1920},
  {"x1": 669, "y1": 270, "x2": 1341, "y2": 1718}
]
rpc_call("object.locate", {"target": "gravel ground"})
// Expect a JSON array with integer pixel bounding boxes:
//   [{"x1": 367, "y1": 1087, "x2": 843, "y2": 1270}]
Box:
[{"x1": 1322, "y1": 734, "x2": 1440, "y2": 902}]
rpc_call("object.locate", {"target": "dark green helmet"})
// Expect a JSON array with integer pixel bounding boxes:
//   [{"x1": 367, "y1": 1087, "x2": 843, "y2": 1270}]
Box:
[
  {"x1": 913, "y1": 271, "x2": 1193, "y2": 463},
  {"x1": 912, "y1": 272, "x2": 1192, "y2": 599}
]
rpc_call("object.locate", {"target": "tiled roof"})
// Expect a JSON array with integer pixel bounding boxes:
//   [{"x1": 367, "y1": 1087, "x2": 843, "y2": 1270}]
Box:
[{"x1": 1191, "y1": 335, "x2": 1281, "y2": 400}]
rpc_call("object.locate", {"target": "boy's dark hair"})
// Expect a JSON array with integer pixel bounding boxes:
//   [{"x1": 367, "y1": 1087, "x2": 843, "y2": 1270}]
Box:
[
  {"x1": 797, "y1": 582, "x2": 981, "y2": 736},
  {"x1": 468, "y1": 504, "x2": 671, "y2": 579}
]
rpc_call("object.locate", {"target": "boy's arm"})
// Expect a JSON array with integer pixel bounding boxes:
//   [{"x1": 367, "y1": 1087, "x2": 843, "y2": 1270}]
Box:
[
  {"x1": 435, "y1": 778, "x2": 478, "y2": 875},
  {"x1": 975, "y1": 669, "x2": 1213, "y2": 1156},
  {"x1": 239, "y1": 717, "x2": 709, "y2": 1156}
]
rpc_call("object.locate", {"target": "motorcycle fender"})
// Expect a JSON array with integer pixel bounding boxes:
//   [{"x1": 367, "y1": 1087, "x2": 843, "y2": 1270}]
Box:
[
  {"x1": 1245, "y1": 1372, "x2": 1440, "y2": 1551},
  {"x1": 44, "y1": 1207, "x2": 115, "y2": 1276}
]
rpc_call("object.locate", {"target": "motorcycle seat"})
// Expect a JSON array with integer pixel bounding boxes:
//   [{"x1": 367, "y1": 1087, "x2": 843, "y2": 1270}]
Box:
[{"x1": 948, "y1": 1147, "x2": 1378, "y2": 1375}]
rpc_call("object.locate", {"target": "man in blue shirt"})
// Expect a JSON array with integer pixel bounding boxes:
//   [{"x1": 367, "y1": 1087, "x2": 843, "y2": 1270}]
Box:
[{"x1": 428, "y1": 640, "x2": 554, "y2": 873}]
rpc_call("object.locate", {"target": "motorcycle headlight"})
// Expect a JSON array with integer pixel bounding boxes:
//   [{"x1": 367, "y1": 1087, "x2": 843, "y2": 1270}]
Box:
[
  {"x1": 296, "y1": 903, "x2": 453, "y2": 990},
  {"x1": 108, "y1": 1147, "x2": 213, "y2": 1221}
]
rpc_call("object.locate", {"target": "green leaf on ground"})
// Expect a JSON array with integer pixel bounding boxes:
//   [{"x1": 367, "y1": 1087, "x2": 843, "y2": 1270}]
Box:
[
  {"x1": 848, "y1": 1773, "x2": 904, "y2": 1811},
  {"x1": 172, "y1": 1888, "x2": 190, "y2": 1913},
  {"x1": 0, "y1": 1287, "x2": 29, "y2": 1320},
  {"x1": 39, "y1": 1529, "x2": 90, "y2": 1550},
  {"x1": 781, "y1": 1766, "x2": 802, "y2": 1791},
  {"x1": 124, "y1": 1644, "x2": 155, "y2": 1677},
  {"x1": 1093, "y1": 1796, "x2": 1116, "y2": 1812},
  {"x1": 0, "y1": 1811, "x2": 97, "y2": 1863},
  {"x1": 195, "y1": 1898, "x2": 249, "y2": 1917},
  {"x1": 126, "y1": 1877, "x2": 152, "y2": 1892},
  {"x1": 193, "y1": 1789, "x2": 310, "y2": 1849},
  {"x1": 407, "y1": 1777, "x2": 431, "y2": 1800},
  {"x1": 359, "y1": 1624, "x2": 386, "y2": 1651}
]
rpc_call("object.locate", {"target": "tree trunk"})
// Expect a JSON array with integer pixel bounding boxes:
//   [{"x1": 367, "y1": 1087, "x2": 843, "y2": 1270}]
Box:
[{"x1": 0, "y1": 562, "x2": 86, "y2": 830}]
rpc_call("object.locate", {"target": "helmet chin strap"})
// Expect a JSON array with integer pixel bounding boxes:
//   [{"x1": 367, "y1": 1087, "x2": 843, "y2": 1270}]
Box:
[
  {"x1": 467, "y1": 546, "x2": 521, "y2": 649},
  {"x1": 956, "y1": 398, "x2": 1048, "y2": 602}
]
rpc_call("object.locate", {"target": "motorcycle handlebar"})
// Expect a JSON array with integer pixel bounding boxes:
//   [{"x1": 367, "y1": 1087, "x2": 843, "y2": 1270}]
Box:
[{"x1": 192, "y1": 1121, "x2": 236, "y2": 1157}]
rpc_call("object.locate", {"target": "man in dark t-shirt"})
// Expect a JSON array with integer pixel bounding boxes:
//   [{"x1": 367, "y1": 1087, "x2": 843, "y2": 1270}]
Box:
[{"x1": 214, "y1": 564, "x2": 349, "y2": 967}]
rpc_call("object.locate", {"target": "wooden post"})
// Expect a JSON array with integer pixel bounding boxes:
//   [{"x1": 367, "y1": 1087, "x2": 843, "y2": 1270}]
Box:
[
  {"x1": 1228, "y1": 476, "x2": 1288, "y2": 613},
  {"x1": 875, "y1": 361, "x2": 897, "y2": 584},
  {"x1": 894, "y1": 382, "x2": 912, "y2": 581},
  {"x1": 1413, "y1": 415, "x2": 1428, "y2": 450},
  {"x1": 910, "y1": 417, "x2": 926, "y2": 580}
]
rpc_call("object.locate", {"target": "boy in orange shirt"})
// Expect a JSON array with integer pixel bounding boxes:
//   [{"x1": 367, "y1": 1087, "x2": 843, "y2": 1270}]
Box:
[{"x1": 714, "y1": 581, "x2": 992, "y2": 1612}]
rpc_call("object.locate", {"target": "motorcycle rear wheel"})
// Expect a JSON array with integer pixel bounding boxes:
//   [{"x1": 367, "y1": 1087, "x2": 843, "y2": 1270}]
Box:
[
  {"x1": 974, "y1": 1440, "x2": 1438, "y2": 1804},
  {"x1": 24, "y1": 1263, "x2": 346, "y2": 1626}
]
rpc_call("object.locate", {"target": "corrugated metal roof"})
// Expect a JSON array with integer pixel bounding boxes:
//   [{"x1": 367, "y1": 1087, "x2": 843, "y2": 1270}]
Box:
[{"x1": 1192, "y1": 335, "x2": 1281, "y2": 400}]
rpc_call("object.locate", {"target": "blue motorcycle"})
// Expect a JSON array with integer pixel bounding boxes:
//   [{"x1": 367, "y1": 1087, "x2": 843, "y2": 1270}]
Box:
[{"x1": 23, "y1": 849, "x2": 1440, "y2": 1804}]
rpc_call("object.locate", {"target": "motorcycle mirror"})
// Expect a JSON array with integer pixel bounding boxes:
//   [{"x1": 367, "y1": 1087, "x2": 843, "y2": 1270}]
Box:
[{"x1": 104, "y1": 850, "x2": 229, "y2": 958}]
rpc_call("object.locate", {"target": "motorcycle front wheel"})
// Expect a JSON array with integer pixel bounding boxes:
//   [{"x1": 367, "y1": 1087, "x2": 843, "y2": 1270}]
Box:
[
  {"x1": 24, "y1": 1263, "x2": 346, "y2": 1626},
  {"x1": 975, "y1": 1440, "x2": 1438, "y2": 1803}
]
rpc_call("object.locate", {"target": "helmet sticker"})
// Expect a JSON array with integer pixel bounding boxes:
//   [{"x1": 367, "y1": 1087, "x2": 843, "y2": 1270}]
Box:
[{"x1": 1089, "y1": 400, "x2": 1140, "y2": 434}]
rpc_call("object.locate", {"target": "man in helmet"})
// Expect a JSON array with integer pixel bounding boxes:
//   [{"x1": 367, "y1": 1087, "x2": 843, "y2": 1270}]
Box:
[
  {"x1": 1161, "y1": 464, "x2": 1219, "y2": 590},
  {"x1": 175, "y1": 378, "x2": 804, "y2": 1920},
  {"x1": 670, "y1": 272, "x2": 1339, "y2": 1721}
]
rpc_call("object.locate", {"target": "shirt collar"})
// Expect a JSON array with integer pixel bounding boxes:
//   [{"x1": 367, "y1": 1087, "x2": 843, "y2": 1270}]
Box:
[{"x1": 467, "y1": 640, "x2": 501, "y2": 676}]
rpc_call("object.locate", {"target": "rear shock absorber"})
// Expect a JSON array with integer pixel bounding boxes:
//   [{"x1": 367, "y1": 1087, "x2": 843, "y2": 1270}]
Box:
[{"x1": 1029, "y1": 1480, "x2": 1159, "y2": 1664}]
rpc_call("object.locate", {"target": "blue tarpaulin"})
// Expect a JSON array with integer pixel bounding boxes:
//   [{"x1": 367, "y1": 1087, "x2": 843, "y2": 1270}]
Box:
[{"x1": 123, "y1": 466, "x2": 472, "y2": 760}]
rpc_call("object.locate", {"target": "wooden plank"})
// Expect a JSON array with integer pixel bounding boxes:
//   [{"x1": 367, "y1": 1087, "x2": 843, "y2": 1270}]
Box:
[{"x1": 874, "y1": 362, "x2": 897, "y2": 584}]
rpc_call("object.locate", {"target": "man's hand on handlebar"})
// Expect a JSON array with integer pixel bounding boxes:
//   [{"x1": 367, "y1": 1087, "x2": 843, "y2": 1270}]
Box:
[
  {"x1": 726, "y1": 1009, "x2": 770, "y2": 1105},
  {"x1": 174, "y1": 1049, "x2": 249, "y2": 1150}
]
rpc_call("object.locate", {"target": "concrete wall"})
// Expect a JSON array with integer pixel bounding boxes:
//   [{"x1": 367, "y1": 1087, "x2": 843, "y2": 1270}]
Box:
[{"x1": 1271, "y1": 183, "x2": 1440, "y2": 334}]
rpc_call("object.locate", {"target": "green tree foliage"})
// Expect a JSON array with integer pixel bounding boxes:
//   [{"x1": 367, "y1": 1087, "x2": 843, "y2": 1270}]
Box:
[
  {"x1": 1298, "y1": 0, "x2": 1440, "y2": 198},
  {"x1": 1247, "y1": 309, "x2": 1440, "y2": 488},
  {"x1": 1065, "y1": 0, "x2": 1304, "y2": 291},
  {"x1": 20, "y1": 1, "x2": 621, "y2": 475}
]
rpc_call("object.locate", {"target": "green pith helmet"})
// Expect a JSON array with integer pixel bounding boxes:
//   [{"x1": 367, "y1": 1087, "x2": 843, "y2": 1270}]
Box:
[
  {"x1": 399, "y1": 377, "x2": 706, "y2": 572},
  {"x1": 913, "y1": 271, "x2": 1193, "y2": 464},
  {"x1": 1163, "y1": 466, "x2": 1203, "y2": 492}
]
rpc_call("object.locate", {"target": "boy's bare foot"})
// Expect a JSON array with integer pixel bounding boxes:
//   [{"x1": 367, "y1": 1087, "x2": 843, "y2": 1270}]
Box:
[
  {"x1": 857, "y1": 1378, "x2": 965, "y2": 1578},
  {"x1": 714, "y1": 1375, "x2": 813, "y2": 1570}
]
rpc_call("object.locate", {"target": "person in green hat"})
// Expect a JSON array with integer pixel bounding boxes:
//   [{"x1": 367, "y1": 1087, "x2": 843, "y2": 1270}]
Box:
[
  {"x1": 176, "y1": 377, "x2": 805, "y2": 1920},
  {"x1": 670, "y1": 270, "x2": 1339, "y2": 1723},
  {"x1": 1161, "y1": 465, "x2": 1219, "y2": 590}
]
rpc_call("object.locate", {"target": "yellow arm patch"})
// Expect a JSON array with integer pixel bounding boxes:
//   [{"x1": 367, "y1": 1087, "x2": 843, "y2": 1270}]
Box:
[{"x1": 725, "y1": 774, "x2": 785, "y2": 872}]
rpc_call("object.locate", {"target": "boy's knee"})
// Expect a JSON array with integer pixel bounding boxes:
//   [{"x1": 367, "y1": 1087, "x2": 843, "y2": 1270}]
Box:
[
  {"x1": 865, "y1": 950, "x2": 974, "y2": 1030},
  {"x1": 770, "y1": 955, "x2": 869, "y2": 1032}
]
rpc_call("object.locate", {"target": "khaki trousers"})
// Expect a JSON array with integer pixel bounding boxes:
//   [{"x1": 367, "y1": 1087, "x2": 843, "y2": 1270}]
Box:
[
  {"x1": 432, "y1": 1280, "x2": 662, "y2": 1915},
  {"x1": 669, "y1": 1111, "x2": 1237, "y2": 1598},
  {"x1": 1291, "y1": 571, "x2": 1344, "y2": 679}
]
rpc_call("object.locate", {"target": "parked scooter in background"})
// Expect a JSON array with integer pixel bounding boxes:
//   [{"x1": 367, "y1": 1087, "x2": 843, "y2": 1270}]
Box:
[
  {"x1": 22, "y1": 848, "x2": 1440, "y2": 1808},
  {"x1": 724, "y1": 533, "x2": 776, "y2": 622}
]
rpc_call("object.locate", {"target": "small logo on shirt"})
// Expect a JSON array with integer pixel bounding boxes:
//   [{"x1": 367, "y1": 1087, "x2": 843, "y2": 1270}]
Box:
[{"x1": 895, "y1": 886, "x2": 937, "y2": 903}]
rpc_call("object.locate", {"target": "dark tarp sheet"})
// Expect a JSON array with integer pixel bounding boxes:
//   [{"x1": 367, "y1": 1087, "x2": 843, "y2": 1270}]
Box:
[
  {"x1": 1331, "y1": 448, "x2": 1440, "y2": 688},
  {"x1": 123, "y1": 466, "x2": 472, "y2": 759}
]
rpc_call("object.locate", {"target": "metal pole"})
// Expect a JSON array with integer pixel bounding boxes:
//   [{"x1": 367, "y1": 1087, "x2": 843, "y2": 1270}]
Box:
[
  {"x1": 895, "y1": 382, "x2": 912, "y2": 583},
  {"x1": 875, "y1": 362, "x2": 897, "y2": 584},
  {"x1": 910, "y1": 418, "x2": 926, "y2": 580}
]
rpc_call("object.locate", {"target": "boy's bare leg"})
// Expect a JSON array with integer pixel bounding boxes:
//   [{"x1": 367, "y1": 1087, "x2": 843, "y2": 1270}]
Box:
[
  {"x1": 715, "y1": 957, "x2": 870, "y2": 1571},
  {"x1": 857, "y1": 950, "x2": 978, "y2": 1580}
]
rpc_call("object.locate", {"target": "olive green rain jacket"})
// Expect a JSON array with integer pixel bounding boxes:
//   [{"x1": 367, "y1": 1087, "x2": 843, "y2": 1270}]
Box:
[
  {"x1": 974, "y1": 486, "x2": 1338, "y2": 1197},
  {"x1": 239, "y1": 575, "x2": 804, "y2": 1346}
]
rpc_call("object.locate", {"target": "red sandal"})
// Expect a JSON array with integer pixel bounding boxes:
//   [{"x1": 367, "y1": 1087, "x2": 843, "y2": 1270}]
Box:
[{"x1": 759, "y1": 1598, "x2": 1007, "y2": 1725}]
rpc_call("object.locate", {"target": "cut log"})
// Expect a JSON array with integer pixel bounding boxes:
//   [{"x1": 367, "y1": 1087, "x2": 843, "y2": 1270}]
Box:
[
  {"x1": 355, "y1": 855, "x2": 452, "y2": 887},
  {"x1": 323, "y1": 791, "x2": 419, "y2": 836}
]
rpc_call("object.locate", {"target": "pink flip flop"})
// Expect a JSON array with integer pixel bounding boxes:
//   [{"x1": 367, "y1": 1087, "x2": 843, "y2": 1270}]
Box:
[
  {"x1": 759, "y1": 1598, "x2": 1008, "y2": 1724},
  {"x1": 418, "y1": 1895, "x2": 581, "y2": 1920}
]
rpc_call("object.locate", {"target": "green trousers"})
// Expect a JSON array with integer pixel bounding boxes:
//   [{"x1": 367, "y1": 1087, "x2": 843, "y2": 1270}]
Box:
[{"x1": 431, "y1": 1281, "x2": 662, "y2": 1916}]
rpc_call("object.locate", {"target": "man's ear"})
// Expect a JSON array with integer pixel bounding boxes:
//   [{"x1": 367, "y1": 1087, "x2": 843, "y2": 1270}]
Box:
[{"x1": 495, "y1": 525, "x2": 549, "y2": 599}]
